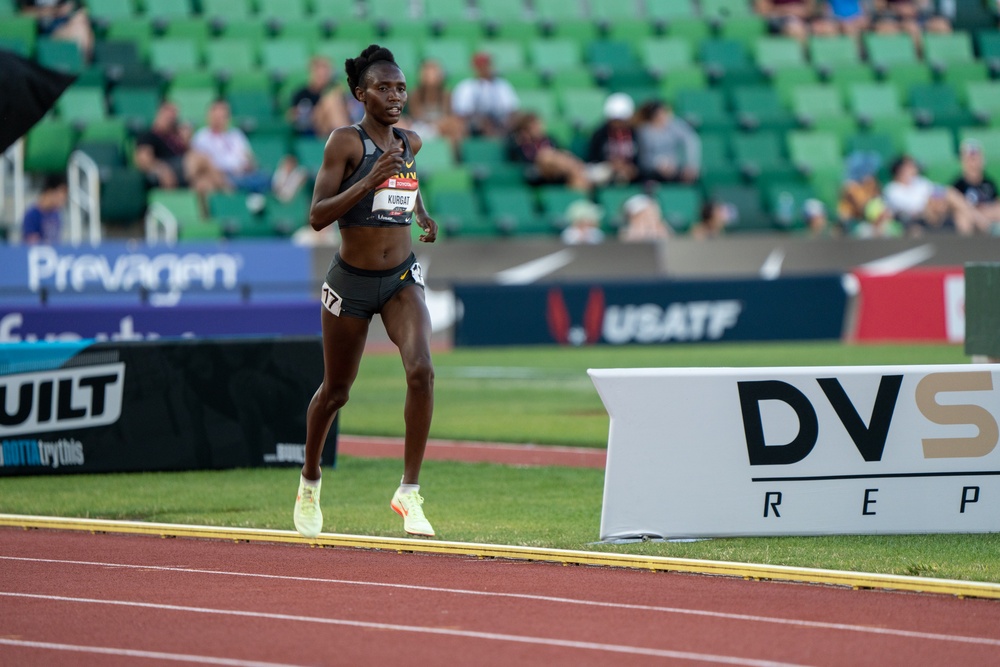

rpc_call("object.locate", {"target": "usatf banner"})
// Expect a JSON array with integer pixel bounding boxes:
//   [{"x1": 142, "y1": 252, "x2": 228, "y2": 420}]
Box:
[
  {"x1": 0, "y1": 338, "x2": 335, "y2": 476},
  {"x1": 589, "y1": 365, "x2": 1000, "y2": 540},
  {"x1": 453, "y1": 275, "x2": 847, "y2": 347}
]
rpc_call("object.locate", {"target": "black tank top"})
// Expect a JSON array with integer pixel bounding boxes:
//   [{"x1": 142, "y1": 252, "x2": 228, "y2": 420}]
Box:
[{"x1": 337, "y1": 124, "x2": 419, "y2": 229}]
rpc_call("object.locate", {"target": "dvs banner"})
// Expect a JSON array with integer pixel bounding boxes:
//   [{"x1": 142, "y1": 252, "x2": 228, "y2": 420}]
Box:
[{"x1": 589, "y1": 365, "x2": 1000, "y2": 540}]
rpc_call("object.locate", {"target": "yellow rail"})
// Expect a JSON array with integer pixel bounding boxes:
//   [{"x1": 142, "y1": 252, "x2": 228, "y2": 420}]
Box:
[{"x1": 2, "y1": 514, "x2": 998, "y2": 600}]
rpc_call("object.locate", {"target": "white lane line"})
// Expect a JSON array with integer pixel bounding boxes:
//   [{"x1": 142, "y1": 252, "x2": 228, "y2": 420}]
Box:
[
  {"x1": 3, "y1": 555, "x2": 998, "y2": 648},
  {"x1": 0, "y1": 638, "x2": 304, "y2": 667},
  {"x1": 0, "y1": 592, "x2": 805, "y2": 667}
]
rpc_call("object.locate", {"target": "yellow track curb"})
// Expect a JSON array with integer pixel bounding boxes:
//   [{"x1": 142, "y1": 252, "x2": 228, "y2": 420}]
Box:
[{"x1": 2, "y1": 514, "x2": 999, "y2": 600}]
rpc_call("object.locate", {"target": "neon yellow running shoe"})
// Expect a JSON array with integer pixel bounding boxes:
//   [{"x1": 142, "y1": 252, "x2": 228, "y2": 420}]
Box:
[
  {"x1": 390, "y1": 488, "x2": 435, "y2": 537},
  {"x1": 293, "y1": 477, "x2": 322, "y2": 538}
]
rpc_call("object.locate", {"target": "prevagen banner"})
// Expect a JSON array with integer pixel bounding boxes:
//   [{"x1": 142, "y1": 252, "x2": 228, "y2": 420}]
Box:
[
  {"x1": 0, "y1": 303, "x2": 321, "y2": 342},
  {"x1": 0, "y1": 241, "x2": 313, "y2": 306},
  {"x1": 453, "y1": 275, "x2": 847, "y2": 346},
  {"x1": 589, "y1": 365, "x2": 1000, "y2": 540}
]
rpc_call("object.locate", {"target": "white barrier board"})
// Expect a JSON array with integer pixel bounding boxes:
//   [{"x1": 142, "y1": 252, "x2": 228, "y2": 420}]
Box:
[{"x1": 588, "y1": 365, "x2": 1000, "y2": 540}]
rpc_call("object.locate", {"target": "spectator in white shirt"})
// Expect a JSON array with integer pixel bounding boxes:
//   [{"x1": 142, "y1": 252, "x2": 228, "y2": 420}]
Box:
[
  {"x1": 450, "y1": 52, "x2": 519, "y2": 137},
  {"x1": 192, "y1": 99, "x2": 272, "y2": 193},
  {"x1": 882, "y1": 156, "x2": 989, "y2": 235}
]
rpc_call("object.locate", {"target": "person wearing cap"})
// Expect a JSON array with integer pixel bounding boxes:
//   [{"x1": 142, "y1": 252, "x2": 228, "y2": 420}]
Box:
[
  {"x1": 619, "y1": 194, "x2": 670, "y2": 242},
  {"x1": 802, "y1": 198, "x2": 837, "y2": 237},
  {"x1": 561, "y1": 199, "x2": 605, "y2": 245},
  {"x1": 953, "y1": 140, "x2": 1000, "y2": 228},
  {"x1": 837, "y1": 150, "x2": 882, "y2": 226},
  {"x1": 587, "y1": 92, "x2": 640, "y2": 185},
  {"x1": 450, "y1": 51, "x2": 519, "y2": 137}
]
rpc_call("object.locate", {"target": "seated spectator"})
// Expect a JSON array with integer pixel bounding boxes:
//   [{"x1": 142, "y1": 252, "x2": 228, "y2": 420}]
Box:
[
  {"x1": 802, "y1": 198, "x2": 836, "y2": 237},
  {"x1": 587, "y1": 93, "x2": 640, "y2": 186},
  {"x1": 754, "y1": 0, "x2": 822, "y2": 41},
  {"x1": 635, "y1": 100, "x2": 701, "y2": 184},
  {"x1": 135, "y1": 101, "x2": 228, "y2": 197},
  {"x1": 507, "y1": 111, "x2": 596, "y2": 192},
  {"x1": 288, "y1": 56, "x2": 350, "y2": 138},
  {"x1": 405, "y1": 59, "x2": 466, "y2": 155},
  {"x1": 953, "y1": 139, "x2": 1000, "y2": 229},
  {"x1": 21, "y1": 174, "x2": 66, "y2": 245},
  {"x1": 451, "y1": 51, "x2": 519, "y2": 137},
  {"x1": 193, "y1": 99, "x2": 305, "y2": 200},
  {"x1": 619, "y1": 194, "x2": 671, "y2": 242},
  {"x1": 561, "y1": 199, "x2": 605, "y2": 245},
  {"x1": 871, "y1": 0, "x2": 951, "y2": 52},
  {"x1": 690, "y1": 200, "x2": 732, "y2": 240},
  {"x1": 883, "y1": 155, "x2": 990, "y2": 235},
  {"x1": 18, "y1": 0, "x2": 93, "y2": 62},
  {"x1": 851, "y1": 196, "x2": 905, "y2": 238},
  {"x1": 837, "y1": 151, "x2": 882, "y2": 225},
  {"x1": 822, "y1": 0, "x2": 871, "y2": 37}
]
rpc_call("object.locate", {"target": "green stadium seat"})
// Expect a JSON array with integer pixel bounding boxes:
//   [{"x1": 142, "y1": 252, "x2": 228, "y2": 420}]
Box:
[
  {"x1": 826, "y1": 63, "x2": 875, "y2": 97},
  {"x1": 791, "y1": 84, "x2": 844, "y2": 126},
  {"x1": 293, "y1": 136, "x2": 326, "y2": 174},
  {"x1": 0, "y1": 16, "x2": 37, "y2": 56},
  {"x1": 659, "y1": 65, "x2": 709, "y2": 101},
  {"x1": 596, "y1": 185, "x2": 644, "y2": 228},
  {"x1": 424, "y1": 0, "x2": 470, "y2": 28},
  {"x1": 476, "y1": 1, "x2": 526, "y2": 30},
  {"x1": 312, "y1": 0, "x2": 359, "y2": 19},
  {"x1": 663, "y1": 16, "x2": 712, "y2": 46},
  {"x1": 589, "y1": 0, "x2": 638, "y2": 25},
  {"x1": 422, "y1": 39, "x2": 473, "y2": 81},
  {"x1": 558, "y1": 87, "x2": 607, "y2": 132},
  {"x1": 765, "y1": 180, "x2": 818, "y2": 229},
  {"x1": 845, "y1": 132, "x2": 898, "y2": 167},
  {"x1": 79, "y1": 118, "x2": 128, "y2": 147},
  {"x1": 537, "y1": 185, "x2": 584, "y2": 226},
  {"x1": 142, "y1": 0, "x2": 195, "y2": 27},
  {"x1": 210, "y1": 191, "x2": 271, "y2": 238},
  {"x1": 86, "y1": 0, "x2": 137, "y2": 30},
  {"x1": 909, "y1": 83, "x2": 973, "y2": 129},
  {"x1": 413, "y1": 137, "x2": 455, "y2": 177},
  {"x1": 100, "y1": 167, "x2": 148, "y2": 225},
  {"x1": 432, "y1": 191, "x2": 492, "y2": 237},
  {"x1": 111, "y1": 86, "x2": 160, "y2": 132},
  {"x1": 25, "y1": 120, "x2": 75, "y2": 174},
  {"x1": 754, "y1": 37, "x2": 805, "y2": 75},
  {"x1": 881, "y1": 62, "x2": 933, "y2": 99},
  {"x1": 903, "y1": 128, "x2": 957, "y2": 173},
  {"x1": 549, "y1": 65, "x2": 597, "y2": 89},
  {"x1": 329, "y1": 17, "x2": 378, "y2": 42},
  {"x1": 769, "y1": 66, "x2": 818, "y2": 106},
  {"x1": 436, "y1": 19, "x2": 487, "y2": 44},
  {"x1": 0, "y1": 36, "x2": 29, "y2": 57},
  {"x1": 481, "y1": 184, "x2": 548, "y2": 236},
  {"x1": 942, "y1": 61, "x2": 988, "y2": 103},
  {"x1": 585, "y1": 40, "x2": 640, "y2": 81},
  {"x1": 698, "y1": 132, "x2": 741, "y2": 188},
  {"x1": 248, "y1": 133, "x2": 290, "y2": 174},
  {"x1": 200, "y1": 0, "x2": 252, "y2": 27},
  {"x1": 656, "y1": 185, "x2": 702, "y2": 232},
  {"x1": 367, "y1": 0, "x2": 418, "y2": 31},
  {"x1": 479, "y1": 40, "x2": 527, "y2": 74},
  {"x1": 93, "y1": 40, "x2": 140, "y2": 83},
  {"x1": 731, "y1": 131, "x2": 794, "y2": 181},
  {"x1": 533, "y1": 0, "x2": 586, "y2": 28},
  {"x1": 966, "y1": 82, "x2": 1000, "y2": 124},
  {"x1": 606, "y1": 17, "x2": 656, "y2": 43},
  {"x1": 313, "y1": 40, "x2": 363, "y2": 72},
  {"x1": 719, "y1": 15, "x2": 768, "y2": 49},
  {"x1": 645, "y1": 0, "x2": 695, "y2": 27},
  {"x1": 150, "y1": 38, "x2": 201, "y2": 78},
  {"x1": 549, "y1": 18, "x2": 600, "y2": 45},
  {"x1": 528, "y1": 39, "x2": 583, "y2": 77},
  {"x1": 863, "y1": 33, "x2": 917, "y2": 72},
  {"x1": 517, "y1": 89, "x2": 559, "y2": 125},
  {"x1": 36, "y1": 38, "x2": 83, "y2": 74},
  {"x1": 807, "y1": 35, "x2": 860, "y2": 74},
  {"x1": 710, "y1": 184, "x2": 771, "y2": 232},
  {"x1": 170, "y1": 70, "x2": 218, "y2": 92},
  {"x1": 731, "y1": 85, "x2": 795, "y2": 131},
  {"x1": 105, "y1": 18, "x2": 152, "y2": 60},
  {"x1": 975, "y1": 30, "x2": 1000, "y2": 75},
  {"x1": 923, "y1": 33, "x2": 974, "y2": 72},
  {"x1": 226, "y1": 70, "x2": 271, "y2": 96},
  {"x1": 71, "y1": 140, "x2": 120, "y2": 176},
  {"x1": 459, "y1": 136, "x2": 507, "y2": 180},
  {"x1": 674, "y1": 88, "x2": 734, "y2": 131},
  {"x1": 170, "y1": 87, "x2": 215, "y2": 126},
  {"x1": 257, "y1": 0, "x2": 309, "y2": 25},
  {"x1": 419, "y1": 166, "x2": 473, "y2": 202},
  {"x1": 848, "y1": 82, "x2": 903, "y2": 127},
  {"x1": 57, "y1": 86, "x2": 108, "y2": 128},
  {"x1": 700, "y1": 0, "x2": 752, "y2": 23},
  {"x1": 491, "y1": 19, "x2": 542, "y2": 46},
  {"x1": 787, "y1": 130, "x2": 842, "y2": 177},
  {"x1": 221, "y1": 17, "x2": 268, "y2": 43},
  {"x1": 148, "y1": 189, "x2": 220, "y2": 241},
  {"x1": 266, "y1": 192, "x2": 311, "y2": 236},
  {"x1": 260, "y1": 39, "x2": 310, "y2": 82},
  {"x1": 229, "y1": 90, "x2": 280, "y2": 133},
  {"x1": 639, "y1": 38, "x2": 694, "y2": 80},
  {"x1": 204, "y1": 39, "x2": 257, "y2": 80}
]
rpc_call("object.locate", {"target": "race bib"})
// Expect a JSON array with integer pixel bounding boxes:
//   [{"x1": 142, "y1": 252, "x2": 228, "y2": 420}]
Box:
[
  {"x1": 321, "y1": 282, "x2": 342, "y2": 317},
  {"x1": 372, "y1": 177, "x2": 418, "y2": 220},
  {"x1": 409, "y1": 261, "x2": 425, "y2": 286}
]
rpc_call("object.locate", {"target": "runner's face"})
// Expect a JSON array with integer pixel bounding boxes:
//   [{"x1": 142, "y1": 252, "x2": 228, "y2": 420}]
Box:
[{"x1": 360, "y1": 64, "x2": 407, "y2": 124}]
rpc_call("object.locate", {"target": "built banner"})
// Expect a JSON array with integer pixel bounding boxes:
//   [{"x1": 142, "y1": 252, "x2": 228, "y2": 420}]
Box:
[
  {"x1": 589, "y1": 365, "x2": 1000, "y2": 540},
  {"x1": 852, "y1": 268, "x2": 965, "y2": 343},
  {"x1": 0, "y1": 338, "x2": 335, "y2": 476},
  {"x1": 454, "y1": 275, "x2": 847, "y2": 347}
]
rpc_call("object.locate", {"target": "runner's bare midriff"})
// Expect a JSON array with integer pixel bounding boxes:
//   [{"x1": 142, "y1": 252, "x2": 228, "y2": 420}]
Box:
[{"x1": 339, "y1": 226, "x2": 414, "y2": 270}]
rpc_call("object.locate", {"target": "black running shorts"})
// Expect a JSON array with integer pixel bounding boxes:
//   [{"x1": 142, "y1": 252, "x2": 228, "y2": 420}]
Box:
[{"x1": 321, "y1": 252, "x2": 424, "y2": 320}]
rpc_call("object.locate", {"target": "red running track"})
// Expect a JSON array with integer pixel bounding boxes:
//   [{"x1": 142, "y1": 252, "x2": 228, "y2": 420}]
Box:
[{"x1": 1, "y1": 528, "x2": 999, "y2": 666}]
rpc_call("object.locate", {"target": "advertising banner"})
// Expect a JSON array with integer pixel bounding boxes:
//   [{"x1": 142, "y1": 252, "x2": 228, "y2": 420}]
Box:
[
  {"x1": 454, "y1": 275, "x2": 848, "y2": 347},
  {"x1": 853, "y1": 268, "x2": 965, "y2": 343},
  {"x1": 0, "y1": 241, "x2": 314, "y2": 306},
  {"x1": 590, "y1": 365, "x2": 1000, "y2": 540},
  {"x1": 0, "y1": 303, "x2": 321, "y2": 343},
  {"x1": 0, "y1": 338, "x2": 335, "y2": 476}
]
